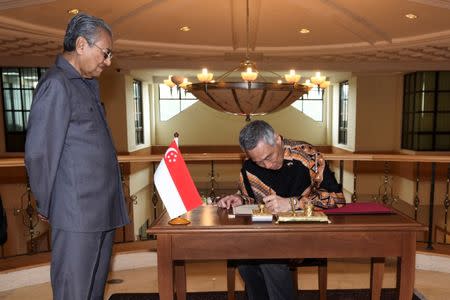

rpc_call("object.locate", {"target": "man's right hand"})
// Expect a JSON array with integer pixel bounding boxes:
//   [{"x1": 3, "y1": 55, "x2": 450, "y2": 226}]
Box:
[
  {"x1": 38, "y1": 213, "x2": 49, "y2": 223},
  {"x1": 216, "y1": 194, "x2": 243, "y2": 209}
]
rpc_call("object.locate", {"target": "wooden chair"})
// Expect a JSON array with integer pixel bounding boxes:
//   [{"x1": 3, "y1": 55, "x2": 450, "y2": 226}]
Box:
[{"x1": 227, "y1": 258, "x2": 328, "y2": 300}]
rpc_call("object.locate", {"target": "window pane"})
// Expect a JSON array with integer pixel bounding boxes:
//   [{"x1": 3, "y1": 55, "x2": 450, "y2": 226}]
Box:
[
  {"x1": 304, "y1": 88, "x2": 322, "y2": 99},
  {"x1": 292, "y1": 86, "x2": 323, "y2": 121},
  {"x1": 160, "y1": 100, "x2": 180, "y2": 121},
  {"x1": 5, "y1": 112, "x2": 14, "y2": 131},
  {"x1": 21, "y1": 68, "x2": 38, "y2": 88},
  {"x1": 159, "y1": 84, "x2": 196, "y2": 100},
  {"x1": 436, "y1": 113, "x2": 450, "y2": 131},
  {"x1": 14, "y1": 112, "x2": 23, "y2": 131},
  {"x1": 408, "y1": 113, "x2": 414, "y2": 132},
  {"x1": 23, "y1": 111, "x2": 30, "y2": 128},
  {"x1": 407, "y1": 134, "x2": 413, "y2": 148},
  {"x1": 408, "y1": 94, "x2": 415, "y2": 112},
  {"x1": 3, "y1": 89, "x2": 12, "y2": 110},
  {"x1": 22, "y1": 89, "x2": 33, "y2": 110},
  {"x1": 438, "y1": 71, "x2": 450, "y2": 90},
  {"x1": 13, "y1": 92, "x2": 22, "y2": 110},
  {"x1": 180, "y1": 99, "x2": 197, "y2": 111},
  {"x1": 436, "y1": 134, "x2": 450, "y2": 150},
  {"x1": 437, "y1": 92, "x2": 450, "y2": 111},
  {"x1": 415, "y1": 92, "x2": 435, "y2": 111},
  {"x1": 407, "y1": 74, "x2": 415, "y2": 92},
  {"x1": 159, "y1": 84, "x2": 176, "y2": 98},
  {"x1": 302, "y1": 100, "x2": 323, "y2": 121},
  {"x1": 291, "y1": 100, "x2": 303, "y2": 111},
  {"x1": 417, "y1": 134, "x2": 432, "y2": 150},
  {"x1": 416, "y1": 72, "x2": 435, "y2": 91},
  {"x1": 2, "y1": 68, "x2": 20, "y2": 88},
  {"x1": 414, "y1": 113, "x2": 434, "y2": 132}
]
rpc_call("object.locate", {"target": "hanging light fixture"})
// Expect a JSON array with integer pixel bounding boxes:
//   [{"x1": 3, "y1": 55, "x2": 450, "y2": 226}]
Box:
[
  {"x1": 310, "y1": 72, "x2": 331, "y2": 92},
  {"x1": 165, "y1": 0, "x2": 311, "y2": 120}
]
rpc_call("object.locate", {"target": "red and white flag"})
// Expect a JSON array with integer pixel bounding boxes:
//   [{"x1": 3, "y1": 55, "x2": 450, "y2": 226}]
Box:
[{"x1": 154, "y1": 139, "x2": 202, "y2": 219}]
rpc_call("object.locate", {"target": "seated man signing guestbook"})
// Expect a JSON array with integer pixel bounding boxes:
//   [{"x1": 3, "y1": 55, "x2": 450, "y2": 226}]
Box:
[{"x1": 217, "y1": 120, "x2": 345, "y2": 300}]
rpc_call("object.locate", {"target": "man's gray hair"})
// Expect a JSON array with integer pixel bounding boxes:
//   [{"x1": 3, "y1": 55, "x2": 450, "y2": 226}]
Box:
[
  {"x1": 239, "y1": 120, "x2": 277, "y2": 151},
  {"x1": 63, "y1": 13, "x2": 112, "y2": 52}
]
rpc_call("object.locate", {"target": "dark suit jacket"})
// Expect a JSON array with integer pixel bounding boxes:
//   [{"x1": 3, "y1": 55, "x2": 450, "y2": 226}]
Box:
[{"x1": 25, "y1": 55, "x2": 130, "y2": 232}]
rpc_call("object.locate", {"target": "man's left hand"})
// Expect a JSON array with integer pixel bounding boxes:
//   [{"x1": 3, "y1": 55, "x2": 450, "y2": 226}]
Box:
[{"x1": 262, "y1": 194, "x2": 291, "y2": 213}]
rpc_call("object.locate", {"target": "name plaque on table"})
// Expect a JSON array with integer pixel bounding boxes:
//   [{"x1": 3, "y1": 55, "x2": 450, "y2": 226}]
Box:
[{"x1": 275, "y1": 211, "x2": 330, "y2": 223}]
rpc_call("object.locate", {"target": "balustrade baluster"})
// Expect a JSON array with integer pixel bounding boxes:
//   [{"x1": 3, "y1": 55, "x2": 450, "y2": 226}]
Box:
[
  {"x1": 351, "y1": 161, "x2": 358, "y2": 203},
  {"x1": 444, "y1": 164, "x2": 450, "y2": 244},
  {"x1": 13, "y1": 178, "x2": 40, "y2": 254},
  {"x1": 414, "y1": 163, "x2": 420, "y2": 221},
  {"x1": 427, "y1": 163, "x2": 436, "y2": 250},
  {"x1": 151, "y1": 162, "x2": 159, "y2": 219},
  {"x1": 209, "y1": 161, "x2": 216, "y2": 199},
  {"x1": 373, "y1": 162, "x2": 397, "y2": 205}
]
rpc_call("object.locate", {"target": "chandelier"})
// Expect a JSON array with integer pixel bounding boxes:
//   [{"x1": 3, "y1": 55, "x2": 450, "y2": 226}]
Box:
[{"x1": 164, "y1": 0, "x2": 330, "y2": 120}]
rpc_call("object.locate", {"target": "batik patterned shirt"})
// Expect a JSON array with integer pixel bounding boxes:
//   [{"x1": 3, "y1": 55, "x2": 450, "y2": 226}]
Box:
[{"x1": 238, "y1": 139, "x2": 345, "y2": 209}]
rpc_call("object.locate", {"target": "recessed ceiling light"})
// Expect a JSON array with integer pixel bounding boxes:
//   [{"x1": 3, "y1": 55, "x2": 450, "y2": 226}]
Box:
[
  {"x1": 67, "y1": 8, "x2": 79, "y2": 15},
  {"x1": 405, "y1": 13, "x2": 418, "y2": 19},
  {"x1": 299, "y1": 28, "x2": 310, "y2": 34},
  {"x1": 179, "y1": 26, "x2": 191, "y2": 32}
]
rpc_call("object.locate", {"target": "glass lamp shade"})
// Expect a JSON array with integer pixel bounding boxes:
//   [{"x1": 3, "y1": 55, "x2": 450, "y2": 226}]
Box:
[
  {"x1": 319, "y1": 81, "x2": 331, "y2": 89},
  {"x1": 163, "y1": 76, "x2": 176, "y2": 88},
  {"x1": 241, "y1": 67, "x2": 258, "y2": 82},
  {"x1": 197, "y1": 68, "x2": 214, "y2": 83},
  {"x1": 185, "y1": 81, "x2": 309, "y2": 116},
  {"x1": 284, "y1": 70, "x2": 301, "y2": 84}
]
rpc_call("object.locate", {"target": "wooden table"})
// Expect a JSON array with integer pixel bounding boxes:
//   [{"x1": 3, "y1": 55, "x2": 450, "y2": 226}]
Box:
[{"x1": 148, "y1": 205, "x2": 426, "y2": 300}]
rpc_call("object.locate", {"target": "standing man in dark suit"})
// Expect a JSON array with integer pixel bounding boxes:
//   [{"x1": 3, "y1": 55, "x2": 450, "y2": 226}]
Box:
[{"x1": 25, "y1": 13, "x2": 129, "y2": 300}]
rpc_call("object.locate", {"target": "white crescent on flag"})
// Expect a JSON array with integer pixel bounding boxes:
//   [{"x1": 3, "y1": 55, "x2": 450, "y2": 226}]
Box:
[{"x1": 165, "y1": 147, "x2": 178, "y2": 163}]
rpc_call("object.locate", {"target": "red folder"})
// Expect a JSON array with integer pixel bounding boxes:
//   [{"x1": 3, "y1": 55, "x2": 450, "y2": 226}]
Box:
[{"x1": 323, "y1": 202, "x2": 393, "y2": 215}]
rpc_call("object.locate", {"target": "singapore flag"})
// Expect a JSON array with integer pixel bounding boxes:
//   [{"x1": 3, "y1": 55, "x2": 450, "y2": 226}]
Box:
[{"x1": 154, "y1": 139, "x2": 202, "y2": 219}]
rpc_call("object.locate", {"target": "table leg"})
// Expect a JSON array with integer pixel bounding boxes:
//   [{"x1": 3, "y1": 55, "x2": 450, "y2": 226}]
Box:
[
  {"x1": 157, "y1": 235, "x2": 174, "y2": 300},
  {"x1": 175, "y1": 261, "x2": 187, "y2": 300},
  {"x1": 398, "y1": 233, "x2": 416, "y2": 300},
  {"x1": 370, "y1": 257, "x2": 385, "y2": 300}
]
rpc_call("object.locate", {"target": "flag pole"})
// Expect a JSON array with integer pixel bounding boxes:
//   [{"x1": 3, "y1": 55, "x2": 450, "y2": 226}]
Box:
[{"x1": 168, "y1": 132, "x2": 191, "y2": 225}]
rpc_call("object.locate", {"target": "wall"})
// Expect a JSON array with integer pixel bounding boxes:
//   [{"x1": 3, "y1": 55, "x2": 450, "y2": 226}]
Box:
[
  {"x1": 98, "y1": 71, "x2": 129, "y2": 152},
  {"x1": 152, "y1": 84, "x2": 329, "y2": 146},
  {"x1": 354, "y1": 73, "x2": 403, "y2": 152}
]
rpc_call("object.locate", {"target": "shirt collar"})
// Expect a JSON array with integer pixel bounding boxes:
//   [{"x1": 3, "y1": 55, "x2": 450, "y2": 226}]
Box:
[{"x1": 55, "y1": 54, "x2": 83, "y2": 80}]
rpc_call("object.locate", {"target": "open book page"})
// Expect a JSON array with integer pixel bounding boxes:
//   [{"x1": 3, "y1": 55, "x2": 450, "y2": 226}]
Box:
[{"x1": 232, "y1": 204, "x2": 259, "y2": 215}]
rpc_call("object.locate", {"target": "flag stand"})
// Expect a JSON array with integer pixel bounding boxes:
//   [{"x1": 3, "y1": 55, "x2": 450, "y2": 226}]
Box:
[{"x1": 168, "y1": 217, "x2": 191, "y2": 225}]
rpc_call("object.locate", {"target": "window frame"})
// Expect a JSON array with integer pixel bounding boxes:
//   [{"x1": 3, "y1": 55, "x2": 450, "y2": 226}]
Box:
[
  {"x1": 338, "y1": 81, "x2": 349, "y2": 145},
  {"x1": 291, "y1": 86, "x2": 324, "y2": 122},
  {"x1": 402, "y1": 71, "x2": 450, "y2": 151},
  {"x1": 133, "y1": 79, "x2": 144, "y2": 145},
  {"x1": 158, "y1": 84, "x2": 197, "y2": 121},
  {"x1": 1, "y1": 67, "x2": 47, "y2": 152}
]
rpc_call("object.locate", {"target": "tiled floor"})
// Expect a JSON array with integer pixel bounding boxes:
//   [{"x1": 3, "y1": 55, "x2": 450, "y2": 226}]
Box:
[{"x1": 1, "y1": 258, "x2": 450, "y2": 300}]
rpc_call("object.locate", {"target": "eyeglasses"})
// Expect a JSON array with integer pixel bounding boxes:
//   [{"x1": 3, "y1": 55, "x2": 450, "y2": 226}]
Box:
[{"x1": 93, "y1": 44, "x2": 113, "y2": 60}]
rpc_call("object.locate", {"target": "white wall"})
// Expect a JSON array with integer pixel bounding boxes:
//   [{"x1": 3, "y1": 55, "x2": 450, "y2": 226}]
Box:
[{"x1": 151, "y1": 83, "x2": 329, "y2": 146}]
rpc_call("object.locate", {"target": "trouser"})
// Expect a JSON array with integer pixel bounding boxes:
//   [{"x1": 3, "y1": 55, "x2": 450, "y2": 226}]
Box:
[
  {"x1": 238, "y1": 260, "x2": 297, "y2": 300},
  {"x1": 51, "y1": 228, "x2": 115, "y2": 300}
]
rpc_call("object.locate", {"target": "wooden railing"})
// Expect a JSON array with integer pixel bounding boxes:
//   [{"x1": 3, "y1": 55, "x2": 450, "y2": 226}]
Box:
[{"x1": 1, "y1": 152, "x2": 449, "y2": 258}]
